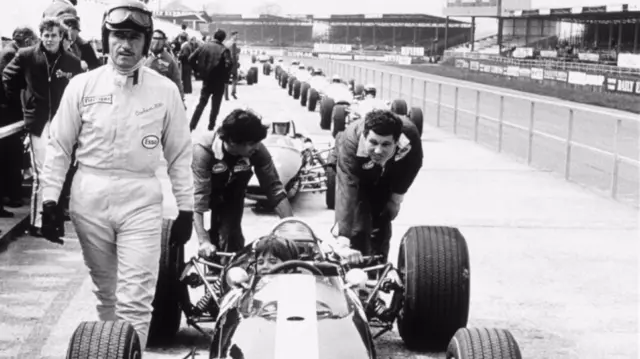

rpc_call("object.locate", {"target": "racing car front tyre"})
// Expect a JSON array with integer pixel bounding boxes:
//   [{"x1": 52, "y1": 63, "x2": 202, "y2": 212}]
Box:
[
  {"x1": 288, "y1": 77, "x2": 296, "y2": 96},
  {"x1": 66, "y1": 321, "x2": 141, "y2": 359},
  {"x1": 397, "y1": 226, "x2": 470, "y2": 350},
  {"x1": 281, "y1": 74, "x2": 288, "y2": 89},
  {"x1": 408, "y1": 107, "x2": 424, "y2": 137},
  {"x1": 248, "y1": 68, "x2": 258, "y2": 85},
  {"x1": 308, "y1": 89, "x2": 319, "y2": 111},
  {"x1": 319, "y1": 97, "x2": 335, "y2": 130},
  {"x1": 293, "y1": 80, "x2": 301, "y2": 99},
  {"x1": 263, "y1": 63, "x2": 271, "y2": 76},
  {"x1": 148, "y1": 218, "x2": 184, "y2": 345},
  {"x1": 251, "y1": 55, "x2": 256, "y2": 63},
  {"x1": 446, "y1": 328, "x2": 522, "y2": 359},
  {"x1": 331, "y1": 105, "x2": 347, "y2": 138},
  {"x1": 354, "y1": 84, "x2": 365, "y2": 97},
  {"x1": 300, "y1": 82, "x2": 310, "y2": 106},
  {"x1": 391, "y1": 99, "x2": 408, "y2": 116},
  {"x1": 269, "y1": 56, "x2": 274, "y2": 64}
]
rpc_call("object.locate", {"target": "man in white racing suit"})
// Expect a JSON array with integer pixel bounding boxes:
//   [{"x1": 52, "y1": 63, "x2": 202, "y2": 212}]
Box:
[{"x1": 39, "y1": 0, "x2": 194, "y2": 350}]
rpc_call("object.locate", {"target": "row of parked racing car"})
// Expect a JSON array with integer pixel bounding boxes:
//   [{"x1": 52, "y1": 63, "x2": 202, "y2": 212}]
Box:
[{"x1": 63, "y1": 57, "x2": 524, "y2": 359}]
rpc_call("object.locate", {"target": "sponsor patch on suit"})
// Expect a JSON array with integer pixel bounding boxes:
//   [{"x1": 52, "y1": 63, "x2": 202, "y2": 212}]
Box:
[{"x1": 82, "y1": 94, "x2": 113, "y2": 106}]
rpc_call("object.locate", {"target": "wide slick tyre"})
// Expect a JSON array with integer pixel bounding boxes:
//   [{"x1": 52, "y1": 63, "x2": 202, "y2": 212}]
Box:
[
  {"x1": 391, "y1": 99, "x2": 408, "y2": 116},
  {"x1": 331, "y1": 104, "x2": 347, "y2": 138},
  {"x1": 66, "y1": 321, "x2": 141, "y2": 359},
  {"x1": 249, "y1": 68, "x2": 258, "y2": 84},
  {"x1": 148, "y1": 218, "x2": 185, "y2": 345},
  {"x1": 446, "y1": 328, "x2": 522, "y2": 359},
  {"x1": 319, "y1": 97, "x2": 335, "y2": 130},
  {"x1": 397, "y1": 226, "x2": 471, "y2": 350},
  {"x1": 280, "y1": 74, "x2": 288, "y2": 89},
  {"x1": 293, "y1": 80, "x2": 301, "y2": 99},
  {"x1": 408, "y1": 107, "x2": 424, "y2": 137},
  {"x1": 308, "y1": 89, "x2": 319, "y2": 111},
  {"x1": 288, "y1": 77, "x2": 296, "y2": 96},
  {"x1": 300, "y1": 82, "x2": 310, "y2": 106}
]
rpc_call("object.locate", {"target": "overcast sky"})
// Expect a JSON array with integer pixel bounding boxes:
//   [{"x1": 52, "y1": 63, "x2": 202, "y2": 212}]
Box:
[{"x1": 174, "y1": 0, "x2": 640, "y2": 16}]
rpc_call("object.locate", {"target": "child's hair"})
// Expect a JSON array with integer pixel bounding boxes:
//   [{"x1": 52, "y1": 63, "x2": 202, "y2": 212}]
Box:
[{"x1": 254, "y1": 234, "x2": 300, "y2": 262}]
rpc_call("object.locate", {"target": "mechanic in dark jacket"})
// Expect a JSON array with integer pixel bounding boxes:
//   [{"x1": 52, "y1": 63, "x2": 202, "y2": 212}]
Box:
[
  {"x1": 0, "y1": 26, "x2": 37, "y2": 216},
  {"x1": 2, "y1": 17, "x2": 82, "y2": 236},
  {"x1": 188, "y1": 29, "x2": 232, "y2": 131},
  {"x1": 191, "y1": 109, "x2": 294, "y2": 258},
  {"x1": 332, "y1": 110, "x2": 423, "y2": 263}
]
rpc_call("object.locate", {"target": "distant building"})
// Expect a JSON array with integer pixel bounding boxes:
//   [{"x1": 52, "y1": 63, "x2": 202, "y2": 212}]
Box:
[{"x1": 153, "y1": 0, "x2": 211, "y2": 33}]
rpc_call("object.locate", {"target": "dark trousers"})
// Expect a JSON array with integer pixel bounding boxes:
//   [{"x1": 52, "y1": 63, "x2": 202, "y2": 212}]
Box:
[
  {"x1": 0, "y1": 132, "x2": 24, "y2": 202},
  {"x1": 181, "y1": 63, "x2": 192, "y2": 94},
  {"x1": 208, "y1": 183, "x2": 246, "y2": 253},
  {"x1": 349, "y1": 191, "x2": 393, "y2": 263},
  {"x1": 224, "y1": 70, "x2": 238, "y2": 100},
  {"x1": 190, "y1": 81, "x2": 226, "y2": 131}
]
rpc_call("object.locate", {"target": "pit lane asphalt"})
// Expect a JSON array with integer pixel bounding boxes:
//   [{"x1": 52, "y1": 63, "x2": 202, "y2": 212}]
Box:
[{"x1": 0, "y1": 57, "x2": 637, "y2": 359}]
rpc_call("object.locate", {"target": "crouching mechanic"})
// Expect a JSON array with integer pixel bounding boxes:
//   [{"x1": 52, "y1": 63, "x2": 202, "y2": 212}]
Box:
[
  {"x1": 38, "y1": 0, "x2": 194, "y2": 350},
  {"x1": 332, "y1": 109, "x2": 423, "y2": 264},
  {"x1": 192, "y1": 109, "x2": 294, "y2": 259}
]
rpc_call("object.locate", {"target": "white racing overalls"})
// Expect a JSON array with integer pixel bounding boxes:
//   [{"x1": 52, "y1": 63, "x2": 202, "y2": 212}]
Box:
[{"x1": 41, "y1": 64, "x2": 194, "y2": 349}]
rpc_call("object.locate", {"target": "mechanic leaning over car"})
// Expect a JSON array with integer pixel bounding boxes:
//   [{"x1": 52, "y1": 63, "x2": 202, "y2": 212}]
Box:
[
  {"x1": 192, "y1": 109, "x2": 294, "y2": 258},
  {"x1": 332, "y1": 109, "x2": 423, "y2": 264},
  {"x1": 38, "y1": 0, "x2": 194, "y2": 350}
]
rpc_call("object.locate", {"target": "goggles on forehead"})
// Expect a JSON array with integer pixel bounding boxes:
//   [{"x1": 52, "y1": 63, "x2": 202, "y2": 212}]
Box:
[{"x1": 105, "y1": 7, "x2": 152, "y2": 28}]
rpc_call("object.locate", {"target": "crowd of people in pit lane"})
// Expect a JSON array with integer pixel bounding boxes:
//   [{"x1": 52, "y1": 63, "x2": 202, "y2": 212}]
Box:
[{"x1": 0, "y1": 0, "x2": 424, "y2": 352}]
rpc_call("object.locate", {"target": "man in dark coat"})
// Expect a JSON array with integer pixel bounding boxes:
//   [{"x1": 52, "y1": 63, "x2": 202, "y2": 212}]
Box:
[
  {"x1": 224, "y1": 31, "x2": 240, "y2": 100},
  {"x1": 2, "y1": 17, "x2": 83, "y2": 236},
  {"x1": 178, "y1": 34, "x2": 193, "y2": 94},
  {"x1": 0, "y1": 26, "x2": 37, "y2": 216},
  {"x1": 188, "y1": 29, "x2": 232, "y2": 131}
]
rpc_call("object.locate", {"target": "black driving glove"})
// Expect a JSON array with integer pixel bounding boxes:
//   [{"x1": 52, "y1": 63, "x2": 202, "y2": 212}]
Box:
[
  {"x1": 41, "y1": 201, "x2": 64, "y2": 245},
  {"x1": 170, "y1": 210, "x2": 194, "y2": 248}
]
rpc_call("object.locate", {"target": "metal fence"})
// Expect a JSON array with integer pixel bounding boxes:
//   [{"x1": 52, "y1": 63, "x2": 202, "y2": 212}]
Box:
[{"x1": 314, "y1": 58, "x2": 640, "y2": 206}]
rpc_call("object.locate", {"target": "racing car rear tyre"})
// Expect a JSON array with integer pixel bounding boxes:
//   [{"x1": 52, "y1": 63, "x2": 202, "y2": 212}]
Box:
[
  {"x1": 408, "y1": 107, "x2": 424, "y2": 137},
  {"x1": 66, "y1": 321, "x2": 141, "y2": 359},
  {"x1": 391, "y1": 99, "x2": 408, "y2": 116},
  {"x1": 320, "y1": 98, "x2": 335, "y2": 130},
  {"x1": 331, "y1": 105, "x2": 347, "y2": 138},
  {"x1": 281, "y1": 74, "x2": 288, "y2": 88},
  {"x1": 148, "y1": 218, "x2": 184, "y2": 345},
  {"x1": 269, "y1": 56, "x2": 274, "y2": 64},
  {"x1": 354, "y1": 84, "x2": 365, "y2": 97},
  {"x1": 248, "y1": 68, "x2": 258, "y2": 85},
  {"x1": 397, "y1": 226, "x2": 470, "y2": 350},
  {"x1": 263, "y1": 63, "x2": 271, "y2": 76},
  {"x1": 288, "y1": 77, "x2": 296, "y2": 96},
  {"x1": 251, "y1": 55, "x2": 256, "y2": 63},
  {"x1": 293, "y1": 80, "x2": 302, "y2": 99},
  {"x1": 308, "y1": 89, "x2": 319, "y2": 111},
  {"x1": 446, "y1": 328, "x2": 522, "y2": 359},
  {"x1": 300, "y1": 83, "x2": 310, "y2": 106},
  {"x1": 325, "y1": 166, "x2": 336, "y2": 209}
]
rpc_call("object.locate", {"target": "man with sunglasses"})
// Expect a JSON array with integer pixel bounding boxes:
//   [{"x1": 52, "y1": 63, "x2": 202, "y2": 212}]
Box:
[{"x1": 38, "y1": 0, "x2": 194, "y2": 350}]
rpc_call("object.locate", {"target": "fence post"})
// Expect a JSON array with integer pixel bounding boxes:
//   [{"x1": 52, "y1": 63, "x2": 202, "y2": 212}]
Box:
[
  {"x1": 388, "y1": 73, "x2": 393, "y2": 99},
  {"x1": 564, "y1": 109, "x2": 574, "y2": 180},
  {"x1": 436, "y1": 83, "x2": 442, "y2": 128},
  {"x1": 527, "y1": 101, "x2": 536, "y2": 165},
  {"x1": 410, "y1": 77, "x2": 415, "y2": 106},
  {"x1": 498, "y1": 95, "x2": 504, "y2": 152},
  {"x1": 399, "y1": 75, "x2": 403, "y2": 100},
  {"x1": 610, "y1": 119, "x2": 621, "y2": 199},
  {"x1": 422, "y1": 80, "x2": 428, "y2": 117},
  {"x1": 474, "y1": 90, "x2": 481, "y2": 142},
  {"x1": 453, "y1": 86, "x2": 459, "y2": 134}
]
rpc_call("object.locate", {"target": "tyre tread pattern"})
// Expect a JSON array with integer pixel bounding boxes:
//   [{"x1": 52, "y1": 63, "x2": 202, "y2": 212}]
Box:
[{"x1": 447, "y1": 327, "x2": 522, "y2": 359}]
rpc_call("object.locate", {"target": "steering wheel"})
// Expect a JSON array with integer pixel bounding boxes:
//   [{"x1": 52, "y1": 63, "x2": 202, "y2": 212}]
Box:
[{"x1": 267, "y1": 260, "x2": 323, "y2": 276}]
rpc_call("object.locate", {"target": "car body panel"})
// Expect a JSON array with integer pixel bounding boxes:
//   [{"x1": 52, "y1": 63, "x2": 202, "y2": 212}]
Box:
[{"x1": 210, "y1": 274, "x2": 375, "y2": 359}]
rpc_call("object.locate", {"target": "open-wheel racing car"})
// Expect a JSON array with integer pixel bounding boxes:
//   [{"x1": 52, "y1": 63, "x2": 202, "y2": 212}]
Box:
[
  {"x1": 63, "y1": 217, "x2": 523, "y2": 359},
  {"x1": 250, "y1": 51, "x2": 274, "y2": 76},
  {"x1": 244, "y1": 119, "x2": 332, "y2": 208}
]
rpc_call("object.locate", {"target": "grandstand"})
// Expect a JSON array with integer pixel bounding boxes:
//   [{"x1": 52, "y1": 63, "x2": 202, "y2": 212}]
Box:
[
  {"x1": 314, "y1": 14, "x2": 471, "y2": 53},
  {"x1": 206, "y1": 15, "x2": 314, "y2": 47}
]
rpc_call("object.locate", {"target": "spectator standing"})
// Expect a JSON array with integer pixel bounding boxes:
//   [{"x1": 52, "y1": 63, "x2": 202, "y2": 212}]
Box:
[
  {"x1": 144, "y1": 29, "x2": 184, "y2": 100},
  {"x1": 178, "y1": 35, "x2": 194, "y2": 94},
  {"x1": 188, "y1": 29, "x2": 232, "y2": 131},
  {"x1": 0, "y1": 26, "x2": 37, "y2": 217},
  {"x1": 2, "y1": 17, "x2": 82, "y2": 236},
  {"x1": 224, "y1": 30, "x2": 240, "y2": 100}
]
